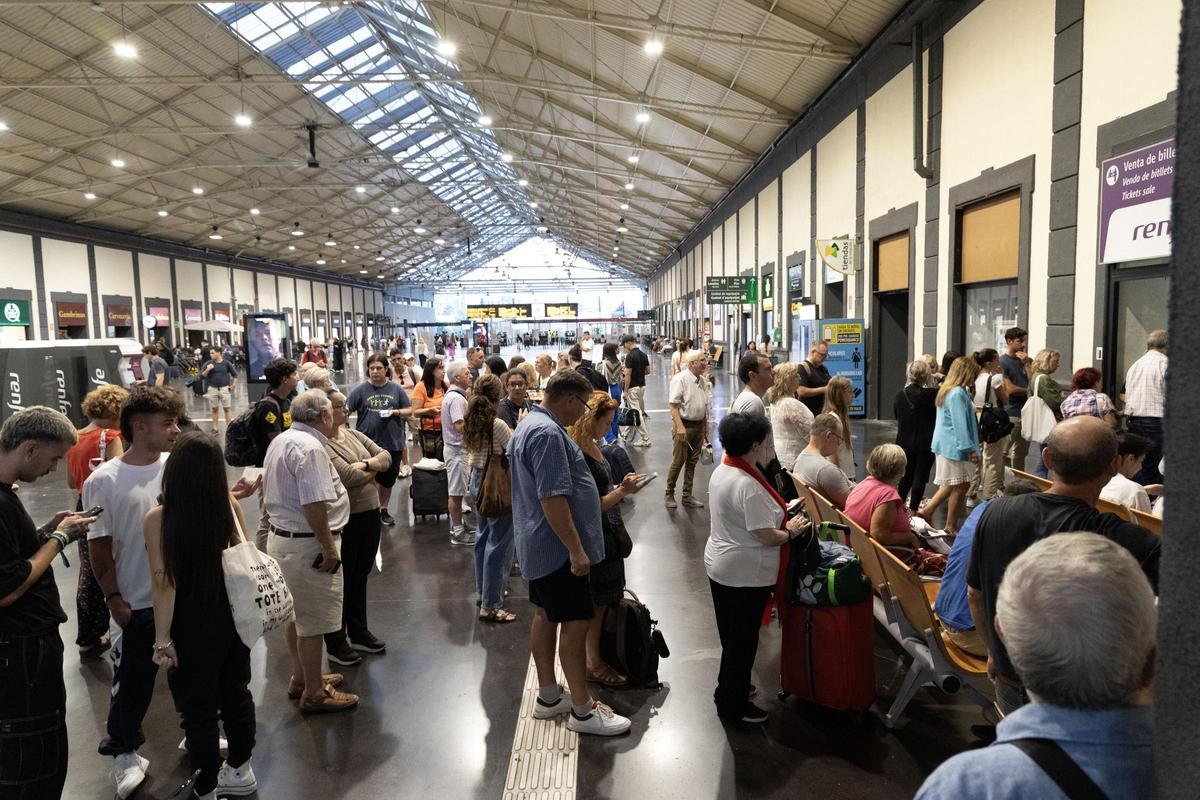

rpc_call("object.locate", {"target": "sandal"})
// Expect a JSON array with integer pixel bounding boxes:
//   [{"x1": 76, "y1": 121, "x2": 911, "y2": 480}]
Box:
[
  {"x1": 587, "y1": 664, "x2": 628, "y2": 688},
  {"x1": 479, "y1": 608, "x2": 518, "y2": 624}
]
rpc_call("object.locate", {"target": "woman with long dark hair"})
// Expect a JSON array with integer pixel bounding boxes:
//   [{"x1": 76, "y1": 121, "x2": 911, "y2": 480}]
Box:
[
  {"x1": 145, "y1": 432, "x2": 257, "y2": 800},
  {"x1": 462, "y1": 374, "x2": 517, "y2": 623}
]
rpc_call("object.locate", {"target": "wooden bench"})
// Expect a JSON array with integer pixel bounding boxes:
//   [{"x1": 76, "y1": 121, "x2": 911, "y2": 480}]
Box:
[
  {"x1": 1130, "y1": 507, "x2": 1163, "y2": 536},
  {"x1": 869, "y1": 539, "x2": 992, "y2": 727},
  {"x1": 1011, "y1": 470, "x2": 1160, "y2": 533},
  {"x1": 1096, "y1": 496, "x2": 1135, "y2": 522},
  {"x1": 1010, "y1": 468, "x2": 1052, "y2": 492}
]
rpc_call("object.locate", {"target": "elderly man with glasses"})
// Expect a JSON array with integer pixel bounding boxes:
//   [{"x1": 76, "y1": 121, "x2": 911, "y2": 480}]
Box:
[
  {"x1": 665, "y1": 349, "x2": 713, "y2": 509},
  {"x1": 507, "y1": 370, "x2": 631, "y2": 737}
]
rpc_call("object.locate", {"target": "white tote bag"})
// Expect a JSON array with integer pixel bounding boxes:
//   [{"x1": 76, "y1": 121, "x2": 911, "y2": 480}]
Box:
[
  {"x1": 222, "y1": 507, "x2": 294, "y2": 648},
  {"x1": 1021, "y1": 374, "x2": 1058, "y2": 443}
]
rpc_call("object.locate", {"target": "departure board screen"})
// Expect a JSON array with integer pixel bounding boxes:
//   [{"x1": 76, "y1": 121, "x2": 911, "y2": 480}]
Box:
[{"x1": 544, "y1": 303, "x2": 578, "y2": 318}]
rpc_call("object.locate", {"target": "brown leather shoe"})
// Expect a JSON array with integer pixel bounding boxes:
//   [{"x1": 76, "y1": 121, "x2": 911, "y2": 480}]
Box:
[
  {"x1": 300, "y1": 684, "x2": 359, "y2": 714},
  {"x1": 287, "y1": 673, "x2": 345, "y2": 700}
]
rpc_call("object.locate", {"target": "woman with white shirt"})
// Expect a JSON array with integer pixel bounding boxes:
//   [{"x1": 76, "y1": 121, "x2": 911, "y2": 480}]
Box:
[
  {"x1": 765, "y1": 362, "x2": 814, "y2": 470},
  {"x1": 705, "y1": 413, "x2": 809, "y2": 724},
  {"x1": 970, "y1": 348, "x2": 1009, "y2": 501}
]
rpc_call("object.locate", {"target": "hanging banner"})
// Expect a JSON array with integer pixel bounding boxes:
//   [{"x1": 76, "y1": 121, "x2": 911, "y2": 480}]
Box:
[
  {"x1": 819, "y1": 317, "x2": 866, "y2": 417},
  {"x1": 816, "y1": 238, "x2": 856, "y2": 274},
  {"x1": 1098, "y1": 138, "x2": 1174, "y2": 264}
]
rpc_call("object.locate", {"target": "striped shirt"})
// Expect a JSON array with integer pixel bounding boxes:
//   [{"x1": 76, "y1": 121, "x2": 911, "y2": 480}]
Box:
[
  {"x1": 507, "y1": 404, "x2": 603, "y2": 581},
  {"x1": 263, "y1": 422, "x2": 350, "y2": 533},
  {"x1": 1123, "y1": 350, "x2": 1167, "y2": 418}
]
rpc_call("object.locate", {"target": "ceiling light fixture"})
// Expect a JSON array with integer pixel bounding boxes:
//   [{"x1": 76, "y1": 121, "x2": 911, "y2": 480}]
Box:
[
  {"x1": 390, "y1": 206, "x2": 400, "y2": 213},
  {"x1": 340, "y1": 259, "x2": 347, "y2": 264},
  {"x1": 249, "y1": 207, "x2": 260, "y2": 215},
  {"x1": 643, "y1": 38, "x2": 664, "y2": 56},
  {"x1": 477, "y1": 114, "x2": 493, "y2": 126},
  {"x1": 234, "y1": 113, "x2": 252, "y2": 127},
  {"x1": 627, "y1": 154, "x2": 639, "y2": 164},
  {"x1": 355, "y1": 185, "x2": 366, "y2": 194},
  {"x1": 518, "y1": 178, "x2": 529, "y2": 187},
  {"x1": 501, "y1": 152, "x2": 513, "y2": 163},
  {"x1": 375, "y1": 253, "x2": 384, "y2": 261},
  {"x1": 0, "y1": 122, "x2": 8, "y2": 131},
  {"x1": 360, "y1": 268, "x2": 368, "y2": 274},
  {"x1": 113, "y1": 40, "x2": 137, "y2": 59},
  {"x1": 110, "y1": 157, "x2": 125, "y2": 168},
  {"x1": 192, "y1": 186, "x2": 204, "y2": 195},
  {"x1": 434, "y1": 237, "x2": 446, "y2": 245},
  {"x1": 353, "y1": 244, "x2": 360, "y2": 250},
  {"x1": 288, "y1": 244, "x2": 296, "y2": 251},
  {"x1": 157, "y1": 209, "x2": 168, "y2": 217},
  {"x1": 84, "y1": 191, "x2": 97, "y2": 200},
  {"x1": 617, "y1": 226, "x2": 628, "y2": 233},
  {"x1": 325, "y1": 234, "x2": 336, "y2": 246},
  {"x1": 316, "y1": 255, "x2": 326, "y2": 265},
  {"x1": 208, "y1": 226, "x2": 222, "y2": 240},
  {"x1": 529, "y1": 201, "x2": 538, "y2": 208},
  {"x1": 537, "y1": 225, "x2": 548, "y2": 233},
  {"x1": 436, "y1": 39, "x2": 457, "y2": 57},
  {"x1": 635, "y1": 110, "x2": 650, "y2": 124},
  {"x1": 624, "y1": 181, "x2": 635, "y2": 190},
  {"x1": 291, "y1": 222, "x2": 304, "y2": 236},
  {"x1": 620, "y1": 203, "x2": 629, "y2": 210}
]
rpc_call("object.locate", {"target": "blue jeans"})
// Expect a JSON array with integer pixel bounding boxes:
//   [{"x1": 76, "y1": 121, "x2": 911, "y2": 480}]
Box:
[
  {"x1": 606, "y1": 383, "x2": 622, "y2": 443},
  {"x1": 470, "y1": 468, "x2": 515, "y2": 611},
  {"x1": 1127, "y1": 416, "x2": 1164, "y2": 484},
  {"x1": 1034, "y1": 443, "x2": 1049, "y2": 478}
]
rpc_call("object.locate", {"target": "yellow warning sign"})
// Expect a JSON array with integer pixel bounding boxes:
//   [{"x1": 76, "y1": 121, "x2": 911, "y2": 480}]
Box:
[{"x1": 821, "y1": 322, "x2": 863, "y2": 345}]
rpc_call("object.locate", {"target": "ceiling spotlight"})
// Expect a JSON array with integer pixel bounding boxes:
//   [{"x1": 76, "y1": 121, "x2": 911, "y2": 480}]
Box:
[
  {"x1": 208, "y1": 226, "x2": 222, "y2": 240},
  {"x1": 113, "y1": 40, "x2": 137, "y2": 59},
  {"x1": 355, "y1": 185, "x2": 366, "y2": 194},
  {"x1": 375, "y1": 254, "x2": 384, "y2": 261},
  {"x1": 316, "y1": 256, "x2": 326, "y2": 265},
  {"x1": 0, "y1": 122, "x2": 7, "y2": 131},
  {"x1": 529, "y1": 201, "x2": 538, "y2": 208},
  {"x1": 377, "y1": 273, "x2": 385, "y2": 279},
  {"x1": 234, "y1": 113, "x2": 252, "y2": 127},
  {"x1": 325, "y1": 234, "x2": 337, "y2": 246},
  {"x1": 192, "y1": 186, "x2": 204, "y2": 195},
  {"x1": 353, "y1": 244, "x2": 360, "y2": 250},
  {"x1": 501, "y1": 152, "x2": 513, "y2": 163},
  {"x1": 624, "y1": 181, "x2": 635, "y2": 190},
  {"x1": 288, "y1": 244, "x2": 296, "y2": 251},
  {"x1": 643, "y1": 38, "x2": 664, "y2": 56},
  {"x1": 477, "y1": 114, "x2": 493, "y2": 126},
  {"x1": 434, "y1": 237, "x2": 446, "y2": 245},
  {"x1": 390, "y1": 206, "x2": 400, "y2": 213},
  {"x1": 291, "y1": 222, "x2": 304, "y2": 236},
  {"x1": 84, "y1": 191, "x2": 97, "y2": 200},
  {"x1": 110, "y1": 157, "x2": 125, "y2": 168},
  {"x1": 627, "y1": 154, "x2": 639, "y2": 164},
  {"x1": 414, "y1": 226, "x2": 426, "y2": 234},
  {"x1": 518, "y1": 179, "x2": 529, "y2": 187},
  {"x1": 157, "y1": 209, "x2": 168, "y2": 217},
  {"x1": 359, "y1": 268, "x2": 368, "y2": 274},
  {"x1": 435, "y1": 38, "x2": 457, "y2": 57},
  {"x1": 613, "y1": 246, "x2": 620, "y2": 252},
  {"x1": 635, "y1": 110, "x2": 650, "y2": 124},
  {"x1": 620, "y1": 202, "x2": 629, "y2": 210},
  {"x1": 249, "y1": 207, "x2": 260, "y2": 215},
  {"x1": 617, "y1": 226, "x2": 628, "y2": 233},
  {"x1": 340, "y1": 259, "x2": 347, "y2": 264},
  {"x1": 536, "y1": 225, "x2": 548, "y2": 233}
]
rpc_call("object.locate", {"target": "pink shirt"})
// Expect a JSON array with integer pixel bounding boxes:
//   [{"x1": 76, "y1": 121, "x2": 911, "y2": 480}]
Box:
[{"x1": 843, "y1": 476, "x2": 910, "y2": 537}]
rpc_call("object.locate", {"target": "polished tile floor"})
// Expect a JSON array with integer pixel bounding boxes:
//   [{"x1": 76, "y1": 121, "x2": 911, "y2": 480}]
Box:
[{"x1": 16, "y1": 347, "x2": 986, "y2": 799}]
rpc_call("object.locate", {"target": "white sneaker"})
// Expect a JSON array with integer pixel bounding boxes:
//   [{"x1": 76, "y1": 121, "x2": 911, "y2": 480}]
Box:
[
  {"x1": 450, "y1": 528, "x2": 475, "y2": 546},
  {"x1": 531, "y1": 687, "x2": 571, "y2": 719},
  {"x1": 566, "y1": 700, "x2": 632, "y2": 736},
  {"x1": 111, "y1": 752, "x2": 146, "y2": 800},
  {"x1": 216, "y1": 758, "x2": 258, "y2": 796}
]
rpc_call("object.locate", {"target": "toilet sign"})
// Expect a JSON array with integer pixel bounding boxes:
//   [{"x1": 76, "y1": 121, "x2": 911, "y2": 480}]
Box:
[{"x1": 1098, "y1": 138, "x2": 1174, "y2": 264}]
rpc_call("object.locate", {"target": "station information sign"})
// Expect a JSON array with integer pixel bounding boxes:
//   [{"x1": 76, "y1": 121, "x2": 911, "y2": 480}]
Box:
[
  {"x1": 467, "y1": 304, "x2": 533, "y2": 319},
  {"x1": 544, "y1": 303, "x2": 578, "y2": 318},
  {"x1": 705, "y1": 276, "x2": 756, "y2": 304}
]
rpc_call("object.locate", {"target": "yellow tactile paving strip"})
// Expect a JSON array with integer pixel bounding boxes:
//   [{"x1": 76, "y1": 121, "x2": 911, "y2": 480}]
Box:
[{"x1": 503, "y1": 656, "x2": 578, "y2": 800}]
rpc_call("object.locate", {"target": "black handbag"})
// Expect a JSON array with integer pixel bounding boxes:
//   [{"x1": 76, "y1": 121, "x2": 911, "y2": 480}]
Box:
[
  {"x1": 979, "y1": 377, "x2": 1014, "y2": 444},
  {"x1": 759, "y1": 457, "x2": 799, "y2": 502},
  {"x1": 419, "y1": 428, "x2": 444, "y2": 461}
]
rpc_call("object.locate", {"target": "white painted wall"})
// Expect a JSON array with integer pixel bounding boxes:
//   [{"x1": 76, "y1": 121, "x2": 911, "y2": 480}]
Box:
[
  {"x1": 207, "y1": 264, "x2": 232, "y2": 309},
  {"x1": 139, "y1": 254, "x2": 172, "y2": 315},
  {"x1": 258, "y1": 273, "x2": 277, "y2": 311},
  {"x1": 1074, "y1": 0, "x2": 1181, "y2": 366},
  {"x1": 41, "y1": 238, "x2": 92, "y2": 334},
  {"x1": 758, "y1": 179, "x2": 780, "y2": 330},
  {"x1": 0, "y1": 231, "x2": 40, "y2": 334},
  {"x1": 781, "y1": 153, "x2": 811, "y2": 297},
  {"x1": 940, "y1": 0, "x2": 1054, "y2": 354},
  {"x1": 232, "y1": 268, "x2": 255, "y2": 311},
  {"x1": 93, "y1": 246, "x2": 136, "y2": 337},
  {"x1": 815, "y1": 114, "x2": 858, "y2": 311}
]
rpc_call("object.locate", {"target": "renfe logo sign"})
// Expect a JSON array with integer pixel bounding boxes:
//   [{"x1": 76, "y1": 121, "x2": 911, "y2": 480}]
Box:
[{"x1": 1099, "y1": 138, "x2": 1174, "y2": 264}]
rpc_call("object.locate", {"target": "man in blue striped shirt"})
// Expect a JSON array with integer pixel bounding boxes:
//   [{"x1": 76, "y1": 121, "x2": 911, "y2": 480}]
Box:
[{"x1": 508, "y1": 370, "x2": 631, "y2": 736}]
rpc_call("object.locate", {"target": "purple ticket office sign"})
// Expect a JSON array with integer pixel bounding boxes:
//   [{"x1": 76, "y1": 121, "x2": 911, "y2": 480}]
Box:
[{"x1": 1098, "y1": 138, "x2": 1174, "y2": 264}]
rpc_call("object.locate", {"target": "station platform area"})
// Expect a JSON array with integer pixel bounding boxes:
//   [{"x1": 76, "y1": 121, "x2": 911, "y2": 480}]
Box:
[{"x1": 17, "y1": 349, "x2": 985, "y2": 800}]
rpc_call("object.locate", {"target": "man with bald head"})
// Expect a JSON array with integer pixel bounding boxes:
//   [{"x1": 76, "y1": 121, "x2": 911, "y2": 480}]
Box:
[{"x1": 966, "y1": 415, "x2": 1162, "y2": 714}]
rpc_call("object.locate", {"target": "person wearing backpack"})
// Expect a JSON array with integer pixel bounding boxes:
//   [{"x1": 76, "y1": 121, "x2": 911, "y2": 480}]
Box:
[{"x1": 971, "y1": 349, "x2": 1011, "y2": 503}]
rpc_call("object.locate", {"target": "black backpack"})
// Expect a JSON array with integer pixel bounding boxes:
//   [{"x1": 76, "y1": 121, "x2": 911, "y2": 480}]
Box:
[
  {"x1": 224, "y1": 395, "x2": 280, "y2": 467},
  {"x1": 600, "y1": 590, "x2": 669, "y2": 688},
  {"x1": 979, "y1": 378, "x2": 1014, "y2": 444}
]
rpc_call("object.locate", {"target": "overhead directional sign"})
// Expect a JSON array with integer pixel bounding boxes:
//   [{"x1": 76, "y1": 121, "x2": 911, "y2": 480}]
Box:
[
  {"x1": 467, "y1": 304, "x2": 533, "y2": 319},
  {"x1": 544, "y1": 303, "x2": 578, "y2": 318},
  {"x1": 705, "y1": 276, "x2": 756, "y2": 304}
]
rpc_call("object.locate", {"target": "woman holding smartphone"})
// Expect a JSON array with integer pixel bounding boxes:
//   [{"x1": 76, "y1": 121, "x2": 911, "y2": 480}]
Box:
[{"x1": 144, "y1": 433, "x2": 258, "y2": 800}]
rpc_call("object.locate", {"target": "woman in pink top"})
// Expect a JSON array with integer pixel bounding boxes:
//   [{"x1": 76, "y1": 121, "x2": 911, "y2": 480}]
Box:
[{"x1": 844, "y1": 444, "x2": 945, "y2": 576}]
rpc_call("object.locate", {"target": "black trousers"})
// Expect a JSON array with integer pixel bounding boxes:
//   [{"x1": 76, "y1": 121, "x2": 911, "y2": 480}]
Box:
[
  {"x1": 99, "y1": 608, "x2": 157, "y2": 756},
  {"x1": 708, "y1": 580, "x2": 772, "y2": 718},
  {"x1": 1127, "y1": 416, "x2": 1164, "y2": 485},
  {"x1": 897, "y1": 447, "x2": 935, "y2": 510},
  {"x1": 326, "y1": 509, "x2": 382, "y2": 649},
  {"x1": 0, "y1": 630, "x2": 67, "y2": 799},
  {"x1": 167, "y1": 597, "x2": 255, "y2": 796}
]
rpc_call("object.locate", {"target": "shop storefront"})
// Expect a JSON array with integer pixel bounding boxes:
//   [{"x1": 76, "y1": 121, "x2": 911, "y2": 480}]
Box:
[
  {"x1": 104, "y1": 301, "x2": 134, "y2": 339},
  {"x1": 0, "y1": 297, "x2": 33, "y2": 344},
  {"x1": 146, "y1": 302, "x2": 172, "y2": 345},
  {"x1": 55, "y1": 299, "x2": 89, "y2": 339},
  {"x1": 183, "y1": 303, "x2": 205, "y2": 347}
]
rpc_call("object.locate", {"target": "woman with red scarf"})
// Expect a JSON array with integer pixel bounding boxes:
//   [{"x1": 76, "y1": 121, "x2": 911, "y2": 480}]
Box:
[{"x1": 705, "y1": 413, "x2": 809, "y2": 724}]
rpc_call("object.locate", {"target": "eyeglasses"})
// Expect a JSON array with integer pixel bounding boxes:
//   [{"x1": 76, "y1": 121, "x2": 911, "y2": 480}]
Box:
[
  {"x1": 574, "y1": 394, "x2": 594, "y2": 411},
  {"x1": 508, "y1": 382, "x2": 527, "y2": 389}
]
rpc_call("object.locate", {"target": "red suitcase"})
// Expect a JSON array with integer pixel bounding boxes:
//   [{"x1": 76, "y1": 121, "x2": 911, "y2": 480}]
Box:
[{"x1": 775, "y1": 545, "x2": 876, "y2": 712}]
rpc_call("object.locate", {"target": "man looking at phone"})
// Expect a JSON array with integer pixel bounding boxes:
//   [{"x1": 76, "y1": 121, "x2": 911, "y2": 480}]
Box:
[
  {"x1": 84, "y1": 385, "x2": 184, "y2": 798},
  {"x1": 0, "y1": 406, "x2": 96, "y2": 800},
  {"x1": 263, "y1": 389, "x2": 358, "y2": 715}
]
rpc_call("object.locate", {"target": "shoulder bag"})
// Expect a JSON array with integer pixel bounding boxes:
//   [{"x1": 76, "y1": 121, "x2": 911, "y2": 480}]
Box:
[
  {"x1": 221, "y1": 505, "x2": 294, "y2": 648},
  {"x1": 1021, "y1": 374, "x2": 1058, "y2": 442},
  {"x1": 475, "y1": 421, "x2": 512, "y2": 517},
  {"x1": 979, "y1": 377, "x2": 1014, "y2": 444},
  {"x1": 1010, "y1": 738, "x2": 1110, "y2": 800}
]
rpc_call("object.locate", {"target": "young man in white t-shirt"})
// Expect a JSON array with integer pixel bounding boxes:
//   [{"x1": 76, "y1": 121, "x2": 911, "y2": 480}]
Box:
[
  {"x1": 1101, "y1": 431, "x2": 1159, "y2": 513},
  {"x1": 84, "y1": 386, "x2": 183, "y2": 799},
  {"x1": 579, "y1": 331, "x2": 595, "y2": 366}
]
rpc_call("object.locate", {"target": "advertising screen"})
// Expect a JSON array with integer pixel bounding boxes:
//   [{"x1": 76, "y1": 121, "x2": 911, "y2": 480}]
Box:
[{"x1": 244, "y1": 313, "x2": 290, "y2": 383}]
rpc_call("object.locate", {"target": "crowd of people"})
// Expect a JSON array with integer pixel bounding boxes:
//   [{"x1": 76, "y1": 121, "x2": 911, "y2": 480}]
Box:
[{"x1": 0, "y1": 321, "x2": 1170, "y2": 799}]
